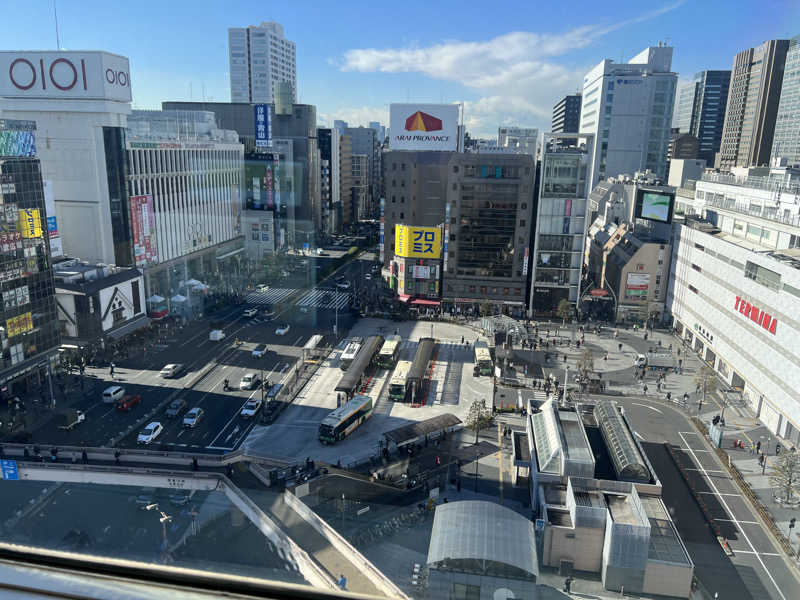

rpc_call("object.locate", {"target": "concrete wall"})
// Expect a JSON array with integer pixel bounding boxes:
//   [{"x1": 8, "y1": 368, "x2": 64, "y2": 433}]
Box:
[
  {"x1": 542, "y1": 524, "x2": 605, "y2": 573},
  {"x1": 643, "y1": 559, "x2": 693, "y2": 599}
]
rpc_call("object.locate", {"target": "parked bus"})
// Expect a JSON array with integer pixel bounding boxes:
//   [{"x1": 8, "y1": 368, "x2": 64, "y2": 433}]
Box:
[
  {"x1": 340, "y1": 338, "x2": 363, "y2": 371},
  {"x1": 318, "y1": 394, "x2": 374, "y2": 444},
  {"x1": 335, "y1": 335, "x2": 385, "y2": 400},
  {"x1": 377, "y1": 334, "x2": 402, "y2": 368},
  {"x1": 388, "y1": 360, "x2": 413, "y2": 401},
  {"x1": 407, "y1": 337, "x2": 435, "y2": 405},
  {"x1": 474, "y1": 340, "x2": 493, "y2": 376}
]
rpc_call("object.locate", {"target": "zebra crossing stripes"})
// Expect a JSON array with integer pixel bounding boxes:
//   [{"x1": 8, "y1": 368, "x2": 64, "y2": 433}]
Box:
[
  {"x1": 296, "y1": 289, "x2": 351, "y2": 310},
  {"x1": 245, "y1": 288, "x2": 297, "y2": 305}
]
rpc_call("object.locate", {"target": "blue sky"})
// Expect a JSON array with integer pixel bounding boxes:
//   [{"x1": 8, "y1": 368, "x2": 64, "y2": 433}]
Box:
[{"x1": 1, "y1": 0, "x2": 797, "y2": 137}]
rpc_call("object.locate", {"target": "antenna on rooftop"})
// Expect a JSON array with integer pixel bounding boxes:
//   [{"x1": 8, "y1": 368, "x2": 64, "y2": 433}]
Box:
[{"x1": 53, "y1": 0, "x2": 61, "y2": 49}]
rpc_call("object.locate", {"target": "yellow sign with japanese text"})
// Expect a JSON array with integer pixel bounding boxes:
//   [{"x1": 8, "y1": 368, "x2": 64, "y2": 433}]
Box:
[
  {"x1": 18, "y1": 209, "x2": 42, "y2": 238},
  {"x1": 394, "y1": 225, "x2": 441, "y2": 259},
  {"x1": 6, "y1": 311, "x2": 33, "y2": 337}
]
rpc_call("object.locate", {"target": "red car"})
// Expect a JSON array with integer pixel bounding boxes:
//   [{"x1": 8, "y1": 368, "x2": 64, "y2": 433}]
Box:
[{"x1": 115, "y1": 395, "x2": 141, "y2": 411}]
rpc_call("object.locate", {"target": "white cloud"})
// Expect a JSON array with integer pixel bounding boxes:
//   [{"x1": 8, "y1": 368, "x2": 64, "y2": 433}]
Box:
[
  {"x1": 318, "y1": 105, "x2": 389, "y2": 129},
  {"x1": 335, "y1": 2, "x2": 685, "y2": 137}
]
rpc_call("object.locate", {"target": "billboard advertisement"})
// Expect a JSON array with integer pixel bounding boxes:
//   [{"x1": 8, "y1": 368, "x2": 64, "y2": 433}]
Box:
[
  {"x1": 17, "y1": 209, "x2": 42, "y2": 238},
  {"x1": 43, "y1": 180, "x2": 63, "y2": 257},
  {"x1": 412, "y1": 265, "x2": 431, "y2": 279},
  {"x1": 395, "y1": 225, "x2": 442, "y2": 259},
  {"x1": 245, "y1": 153, "x2": 278, "y2": 210},
  {"x1": 6, "y1": 311, "x2": 33, "y2": 338},
  {"x1": 0, "y1": 51, "x2": 131, "y2": 102},
  {"x1": 443, "y1": 203, "x2": 450, "y2": 272},
  {"x1": 0, "y1": 119, "x2": 36, "y2": 156},
  {"x1": 389, "y1": 103, "x2": 458, "y2": 151},
  {"x1": 379, "y1": 197, "x2": 385, "y2": 263},
  {"x1": 625, "y1": 273, "x2": 650, "y2": 297},
  {"x1": 129, "y1": 195, "x2": 158, "y2": 267},
  {"x1": 635, "y1": 189, "x2": 674, "y2": 224},
  {"x1": 254, "y1": 104, "x2": 271, "y2": 148}
]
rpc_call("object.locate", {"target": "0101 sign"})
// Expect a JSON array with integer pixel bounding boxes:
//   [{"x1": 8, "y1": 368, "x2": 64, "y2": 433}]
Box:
[{"x1": 7, "y1": 55, "x2": 129, "y2": 92}]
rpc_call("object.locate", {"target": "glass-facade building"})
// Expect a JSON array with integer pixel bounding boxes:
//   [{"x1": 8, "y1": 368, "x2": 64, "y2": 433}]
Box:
[
  {"x1": 772, "y1": 36, "x2": 800, "y2": 165},
  {"x1": 675, "y1": 70, "x2": 731, "y2": 165},
  {"x1": 0, "y1": 120, "x2": 60, "y2": 397},
  {"x1": 530, "y1": 133, "x2": 593, "y2": 316}
]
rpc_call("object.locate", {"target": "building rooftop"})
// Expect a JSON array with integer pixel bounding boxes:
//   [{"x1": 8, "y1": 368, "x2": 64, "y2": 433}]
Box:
[
  {"x1": 559, "y1": 410, "x2": 593, "y2": 464},
  {"x1": 605, "y1": 494, "x2": 639, "y2": 526},
  {"x1": 640, "y1": 496, "x2": 692, "y2": 566}
]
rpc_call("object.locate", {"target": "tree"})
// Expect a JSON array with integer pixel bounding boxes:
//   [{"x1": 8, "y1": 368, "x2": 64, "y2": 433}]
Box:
[
  {"x1": 556, "y1": 299, "x2": 573, "y2": 324},
  {"x1": 465, "y1": 398, "x2": 492, "y2": 445},
  {"x1": 577, "y1": 348, "x2": 595, "y2": 378},
  {"x1": 479, "y1": 300, "x2": 493, "y2": 317},
  {"x1": 694, "y1": 365, "x2": 717, "y2": 411},
  {"x1": 770, "y1": 453, "x2": 800, "y2": 503}
]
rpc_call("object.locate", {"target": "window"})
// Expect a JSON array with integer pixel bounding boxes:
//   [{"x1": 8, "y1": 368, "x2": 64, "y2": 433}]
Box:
[
  {"x1": 691, "y1": 264, "x2": 701, "y2": 273},
  {"x1": 520, "y1": 220, "x2": 526, "y2": 227},
  {"x1": 689, "y1": 284, "x2": 698, "y2": 293},
  {"x1": 694, "y1": 243, "x2": 704, "y2": 251},
  {"x1": 744, "y1": 261, "x2": 781, "y2": 291}
]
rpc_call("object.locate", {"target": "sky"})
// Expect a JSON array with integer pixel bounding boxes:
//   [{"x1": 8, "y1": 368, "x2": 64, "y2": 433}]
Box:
[{"x1": 1, "y1": 0, "x2": 798, "y2": 138}]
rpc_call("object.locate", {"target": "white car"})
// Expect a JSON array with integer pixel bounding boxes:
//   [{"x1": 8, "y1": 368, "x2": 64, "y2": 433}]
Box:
[
  {"x1": 336, "y1": 281, "x2": 351, "y2": 290},
  {"x1": 365, "y1": 273, "x2": 372, "y2": 280},
  {"x1": 183, "y1": 407, "x2": 204, "y2": 428},
  {"x1": 275, "y1": 324, "x2": 290, "y2": 336},
  {"x1": 243, "y1": 308, "x2": 258, "y2": 318},
  {"x1": 159, "y1": 363, "x2": 184, "y2": 378},
  {"x1": 240, "y1": 373, "x2": 260, "y2": 390},
  {"x1": 240, "y1": 398, "x2": 263, "y2": 419},
  {"x1": 137, "y1": 422, "x2": 164, "y2": 445},
  {"x1": 252, "y1": 343, "x2": 268, "y2": 358},
  {"x1": 256, "y1": 284, "x2": 270, "y2": 292}
]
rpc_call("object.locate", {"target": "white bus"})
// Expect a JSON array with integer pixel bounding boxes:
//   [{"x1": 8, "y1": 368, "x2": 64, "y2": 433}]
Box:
[
  {"x1": 377, "y1": 335, "x2": 402, "y2": 368},
  {"x1": 474, "y1": 341, "x2": 493, "y2": 376},
  {"x1": 340, "y1": 339, "x2": 362, "y2": 371},
  {"x1": 388, "y1": 360, "x2": 413, "y2": 402}
]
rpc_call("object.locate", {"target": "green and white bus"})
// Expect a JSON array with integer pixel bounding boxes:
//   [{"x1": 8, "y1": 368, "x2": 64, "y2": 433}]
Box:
[
  {"x1": 474, "y1": 340, "x2": 493, "y2": 376},
  {"x1": 377, "y1": 335, "x2": 402, "y2": 368},
  {"x1": 340, "y1": 339, "x2": 362, "y2": 371},
  {"x1": 388, "y1": 360, "x2": 413, "y2": 402},
  {"x1": 318, "y1": 394, "x2": 374, "y2": 444}
]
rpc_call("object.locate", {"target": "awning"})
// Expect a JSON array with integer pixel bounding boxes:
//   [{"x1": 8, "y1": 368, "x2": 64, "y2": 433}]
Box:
[
  {"x1": 411, "y1": 299, "x2": 440, "y2": 306},
  {"x1": 216, "y1": 246, "x2": 245, "y2": 260},
  {"x1": 171, "y1": 294, "x2": 187, "y2": 303},
  {"x1": 397, "y1": 294, "x2": 411, "y2": 303},
  {"x1": 106, "y1": 315, "x2": 151, "y2": 340},
  {"x1": 147, "y1": 294, "x2": 165, "y2": 303}
]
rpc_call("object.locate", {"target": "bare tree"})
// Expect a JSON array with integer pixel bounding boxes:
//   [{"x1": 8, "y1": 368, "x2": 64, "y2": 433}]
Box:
[
  {"x1": 465, "y1": 398, "x2": 492, "y2": 445},
  {"x1": 556, "y1": 299, "x2": 573, "y2": 325},
  {"x1": 770, "y1": 453, "x2": 800, "y2": 503},
  {"x1": 577, "y1": 348, "x2": 595, "y2": 378},
  {"x1": 694, "y1": 365, "x2": 718, "y2": 411}
]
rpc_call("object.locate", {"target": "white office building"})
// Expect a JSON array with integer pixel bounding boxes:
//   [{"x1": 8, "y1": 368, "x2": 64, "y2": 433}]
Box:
[
  {"x1": 497, "y1": 126, "x2": 539, "y2": 157},
  {"x1": 668, "y1": 167, "x2": 800, "y2": 444},
  {"x1": 229, "y1": 21, "x2": 297, "y2": 104},
  {"x1": 580, "y1": 45, "x2": 677, "y2": 185}
]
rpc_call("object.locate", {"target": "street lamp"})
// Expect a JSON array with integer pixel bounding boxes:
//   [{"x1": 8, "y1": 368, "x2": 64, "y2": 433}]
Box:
[{"x1": 145, "y1": 503, "x2": 173, "y2": 562}]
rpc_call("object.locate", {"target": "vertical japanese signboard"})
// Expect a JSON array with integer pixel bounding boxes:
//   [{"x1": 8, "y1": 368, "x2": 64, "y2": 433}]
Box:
[
  {"x1": 379, "y1": 197, "x2": 385, "y2": 263},
  {"x1": 254, "y1": 104, "x2": 271, "y2": 149},
  {"x1": 130, "y1": 195, "x2": 158, "y2": 267},
  {"x1": 443, "y1": 203, "x2": 450, "y2": 272}
]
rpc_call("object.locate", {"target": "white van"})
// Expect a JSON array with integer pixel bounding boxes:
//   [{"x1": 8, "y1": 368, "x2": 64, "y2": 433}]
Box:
[{"x1": 102, "y1": 385, "x2": 125, "y2": 404}]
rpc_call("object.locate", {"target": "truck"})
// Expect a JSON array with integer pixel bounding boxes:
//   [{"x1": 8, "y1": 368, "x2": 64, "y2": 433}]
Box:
[{"x1": 58, "y1": 409, "x2": 85, "y2": 431}]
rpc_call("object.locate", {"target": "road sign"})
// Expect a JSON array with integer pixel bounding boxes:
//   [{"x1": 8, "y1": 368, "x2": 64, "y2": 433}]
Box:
[{"x1": 1, "y1": 459, "x2": 19, "y2": 480}]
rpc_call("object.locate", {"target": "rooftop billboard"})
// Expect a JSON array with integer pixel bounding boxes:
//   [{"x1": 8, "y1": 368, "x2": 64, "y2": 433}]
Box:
[{"x1": 389, "y1": 103, "x2": 458, "y2": 151}]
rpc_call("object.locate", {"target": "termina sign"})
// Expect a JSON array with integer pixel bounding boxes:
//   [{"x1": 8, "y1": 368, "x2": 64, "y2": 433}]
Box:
[{"x1": 734, "y1": 295, "x2": 777, "y2": 335}]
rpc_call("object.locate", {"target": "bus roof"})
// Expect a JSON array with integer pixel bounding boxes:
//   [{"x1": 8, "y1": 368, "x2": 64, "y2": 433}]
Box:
[
  {"x1": 341, "y1": 340, "x2": 362, "y2": 359},
  {"x1": 321, "y1": 394, "x2": 372, "y2": 426},
  {"x1": 379, "y1": 335, "x2": 402, "y2": 355},
  {"x1": 408, "y1": 337, "x2": 436, "y2": 382},
  {"x1": 336, "y1": 335, "x2": 385, "y2": 393},
  {"x1": 303, "y1": 334, "x2": 323, "y2": 350},
  {"x1": 390, "y1": 360, "x2": 413, "y2": 385}
]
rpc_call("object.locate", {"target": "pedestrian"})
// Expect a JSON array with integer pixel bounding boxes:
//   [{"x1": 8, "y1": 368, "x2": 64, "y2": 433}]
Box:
[
  {"x1": 82, "y1": 449, "x2": 88, "y2": 464},
  {"x1": 776, "y1": 444, "x2": 781, "y2": 456},
  {"x1": 756, "y1": 440, "x2": 762, "y2": 453},
  {"x1": 114, "y1": 450, "x2": 121, "y2": 465},
  {"x1": 683, "y1": 392, "x2": 689, "y2": 404},
  {"x1": 337, "y1": 574, "x2": 347, "y2": 591},
  {"x1": 192, "y1": 457, "x2": 198, "y2": 471},
  {"x1": 643, "y1": 384, "x2": 648, "y2": 396}
]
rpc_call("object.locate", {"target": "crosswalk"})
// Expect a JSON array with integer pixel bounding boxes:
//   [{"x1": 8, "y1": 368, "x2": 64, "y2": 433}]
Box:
[
  {"x1": 245, "y1": 288, "x2": 297, "y2": 306},
  {"x1": 296, "y1": 289, "x2": 351, "y2": 310}
]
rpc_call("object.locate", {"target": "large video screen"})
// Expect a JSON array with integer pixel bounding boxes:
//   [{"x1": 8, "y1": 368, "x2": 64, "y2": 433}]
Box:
[{"x1": 635, "y1": 189, "x2": 674, "y2": 223}]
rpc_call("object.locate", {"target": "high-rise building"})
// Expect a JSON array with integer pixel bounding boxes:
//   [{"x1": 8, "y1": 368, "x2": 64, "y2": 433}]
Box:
[
  {"x1": 333, "y1": 120, "x2": 348, "y2": 134},
  {"x1": 772, "y1": 36, "x2": 800, "y2": 165},
  {"x1": 530, "y1": 133, "x2": 594, "y2": 316},
  {"x1": 344, "y1": 127, "x2": 379, "y2": 218},
  {"x1": 443, "y1": 153, "x2": 535, "y2": 316},
  {"x1": 0, "y1": 119, "x2": 61, "y2": 397},
  {"x1": 228, "y1": 21, "x2": 296, "y2": 104},
  {"x1": 382, "y1": 151, "x2": 451, "y2": 268},
  {"x1": 339, "y1": 135, "x2": 353, "y2": 228},
  {"x1": 318, "y1": 127, "x2": 340, "y2": 235},
  {"x1": 579, "y1": 46, "x2": 677, "y2": 184},
  {"x1": 369, "y1": 121, "x2": 385, "y2": 143},
  {"x1": 675, "y1": 71, "x2": 731, "y2": 165},
  {"x1": 667, "y1": 129, "x2": 699, "y2": 161},
  {"x1": 718, "y1": 39, "x2": 789, "y2": 169},
  {"x1": 351, "y1": 154, "x2": 369, "y2": 220},
  {"x1": 552, "y1": 94, "x2": 582, "y2": 135},
  {"x1": 497, "y1": 127, "x2": 539, "y2": 157}
]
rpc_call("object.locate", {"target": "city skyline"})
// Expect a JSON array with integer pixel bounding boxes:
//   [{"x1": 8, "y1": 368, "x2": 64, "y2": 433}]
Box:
[{"x1": 0, "y1": 0, "x2": 797, "y2": 137}]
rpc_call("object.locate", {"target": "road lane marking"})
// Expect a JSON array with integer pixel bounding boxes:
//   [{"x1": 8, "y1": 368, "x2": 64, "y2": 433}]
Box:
[
  {"x1": 631, "y1": 402, "x2": 662, "y2": 414},
  {"x1": 678, "y1": 431, "x2": 787, "y2": 600},
  {"x1": 207, "y1": 388, "x2": 259, "y2": 447}
]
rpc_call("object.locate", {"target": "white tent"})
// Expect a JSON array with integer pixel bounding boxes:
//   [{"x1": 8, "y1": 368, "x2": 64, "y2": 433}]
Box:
[
  {"x1": 147, "y1": 295, "x2": 165, "y2": 303},
  {"x1": 183, "y1": 279, "x2": 203, "y2": 288},
  {"x1": 170, "y1": 294, "x2": 187, "y2": 303}
]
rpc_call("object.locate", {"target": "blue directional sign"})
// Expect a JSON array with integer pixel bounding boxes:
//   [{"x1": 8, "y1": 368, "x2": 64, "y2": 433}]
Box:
[
  {"x1": 1, "y1": 459, "x2": 19, "y2": 480},
  {"x1": 254, "y1": 104, "x2": 272, "y2": 149}
]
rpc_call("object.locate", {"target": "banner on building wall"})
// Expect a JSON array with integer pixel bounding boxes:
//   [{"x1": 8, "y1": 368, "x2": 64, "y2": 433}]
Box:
[
  {"x1": 0, "y1": 127, "x2": 36, "y2": 156},
  {"x1": 395, "y1": 225, "x2": 442, "y2": 259},
  {"x1": 42, "y1": 180, "x2": 63, "y2": 257},
  {"x1": 443, "y1": 204, "x2": 450, "y2": 272},
  {"x1": 412, "y1": 265, "x2": 431, "y2": 279},
  {"x1": 5, "y1": 311, "x2": 33, "y2": 337},
  {"x1": 17, "y1": 209, "x2": 42, "y2": 238},
  {"x1": 625, "y1": 272, "x2": 650, "y2": 297},
  {"x1": 254, "y1": 104, "x2": 272, "y2": 148},
  {"x1": 379, "y1": 197, "x2": 385, "y2": 263},
  {"x1": 129, "y1": 195, "x2": 158, "y2": 267},
  {"x1": 522, "y1": 247, "x2": 530, "y2": 276}
]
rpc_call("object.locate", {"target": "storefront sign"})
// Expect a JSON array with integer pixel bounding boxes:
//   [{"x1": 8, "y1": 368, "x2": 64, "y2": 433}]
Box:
[
  {"x1": 443, "y1": 203, "x2": 450, "y2": 273},
  {"x1": 129, "y1": 195, "x2": 158, "y2": 267},
  {"x1": 5, "y1": 311, "x2": 33, "y2": 337},
  {"x1": 254, "y1": 104, "x2": 271, "y2": 148},
  {"x1": 734, "y1": 296, "x2": 777, "y2": 335},
  {"x1": 17, "y1": 209, "x2": 42, "y2": 238}
]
